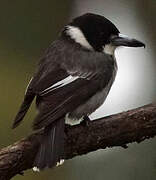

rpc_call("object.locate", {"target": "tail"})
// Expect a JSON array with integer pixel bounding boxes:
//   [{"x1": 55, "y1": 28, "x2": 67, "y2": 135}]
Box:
[
  {"x1": 12, "y1": 93, "x2": 35, "y2": 129},
  {"x1": 33, "y1": 118, "x2": 65, "y2": 170}
]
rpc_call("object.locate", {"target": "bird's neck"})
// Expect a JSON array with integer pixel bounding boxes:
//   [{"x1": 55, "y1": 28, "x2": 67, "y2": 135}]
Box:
[
  {"x1": 61, "y1": 26, "x2": 117, "y2": 57},
  {"x1": 103, "y1": 44, "x2": 116, "y2": 56}
]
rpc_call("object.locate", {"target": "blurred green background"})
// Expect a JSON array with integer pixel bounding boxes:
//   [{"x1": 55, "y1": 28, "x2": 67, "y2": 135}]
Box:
[{"x1": 0, "y1": 0, "x2": 156, "y2": 179}]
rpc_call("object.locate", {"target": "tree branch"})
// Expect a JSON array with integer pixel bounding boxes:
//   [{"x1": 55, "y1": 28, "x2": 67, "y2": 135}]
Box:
[{"x1": 0, "y1": 103, "x2": 156, "y2": 180}]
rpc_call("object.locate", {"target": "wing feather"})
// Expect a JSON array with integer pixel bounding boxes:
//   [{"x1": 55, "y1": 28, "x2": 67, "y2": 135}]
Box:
[{"x1": 13, "y1": 38, "x2": 115, "y2": 129}]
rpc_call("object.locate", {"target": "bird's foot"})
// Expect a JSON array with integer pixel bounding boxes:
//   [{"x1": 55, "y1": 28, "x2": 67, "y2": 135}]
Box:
[{"x1": 80, "y1": 116, "x2": 91, "y2": 127}]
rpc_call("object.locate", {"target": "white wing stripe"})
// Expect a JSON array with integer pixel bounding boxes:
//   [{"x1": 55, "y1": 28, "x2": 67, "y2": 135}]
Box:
[
  {"x1": 25, "y1": 77, "x2": 33, "y2": 95},
  {"x1": 40, "y1": 75, "x2": 79, "y2": 96}
]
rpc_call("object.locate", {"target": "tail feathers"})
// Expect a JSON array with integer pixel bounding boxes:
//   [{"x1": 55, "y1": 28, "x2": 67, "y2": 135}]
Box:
[
  {"x1": 12, "y1": 94, "x2": 34, "y2": 129},
  {"x1": 33, "y1": 118, "x2": 65, "y2": 170}
]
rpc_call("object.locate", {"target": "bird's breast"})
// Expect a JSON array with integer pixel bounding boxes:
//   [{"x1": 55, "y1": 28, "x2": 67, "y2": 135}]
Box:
[
  {"x1": 67, "y1": 65, "x2": 117, "y2": 124},
  {"x1": 65, "y1": 57, "x2": 117, "y2": 125}
]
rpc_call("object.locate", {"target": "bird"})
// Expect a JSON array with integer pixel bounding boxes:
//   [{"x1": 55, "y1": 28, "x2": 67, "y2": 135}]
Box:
[{"x1": 12, "y1": 13, "x2": 145, "y2": 171}]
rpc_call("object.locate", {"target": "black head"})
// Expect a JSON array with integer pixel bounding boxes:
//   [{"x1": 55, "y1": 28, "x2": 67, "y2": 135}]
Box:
[
  {"x1": 63, "y1": 13, "x2": 145, "y2": 53},
  {"x1": 69, "y1": 13, "x2": 119, "y2": 52}
]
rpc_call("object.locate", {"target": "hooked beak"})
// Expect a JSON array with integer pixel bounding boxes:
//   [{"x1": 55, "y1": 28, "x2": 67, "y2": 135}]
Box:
[{"x1": 110, "y1": 34, "x2": 145, "y2": 48}]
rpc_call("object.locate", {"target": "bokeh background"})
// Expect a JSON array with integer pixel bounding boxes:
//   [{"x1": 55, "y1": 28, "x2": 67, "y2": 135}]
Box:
[{"x1": 0, "y1": 0, "x2": 155, "y2": 179}]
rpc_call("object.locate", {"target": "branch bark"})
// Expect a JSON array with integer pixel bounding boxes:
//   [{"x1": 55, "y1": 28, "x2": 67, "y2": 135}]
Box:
[{"x1": 0, "y1": 104, "x2": 156, "y2": 180}]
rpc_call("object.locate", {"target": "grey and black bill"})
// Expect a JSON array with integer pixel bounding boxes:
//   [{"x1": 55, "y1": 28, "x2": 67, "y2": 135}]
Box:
[{"x1": 12, "y1": 13, "x2": 145, "y2": 171}]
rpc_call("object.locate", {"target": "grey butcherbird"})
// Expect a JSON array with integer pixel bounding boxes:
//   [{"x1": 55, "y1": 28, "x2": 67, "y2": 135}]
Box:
[{"x1": 12, "y1": 13, "x2": 145, "y2": 171}]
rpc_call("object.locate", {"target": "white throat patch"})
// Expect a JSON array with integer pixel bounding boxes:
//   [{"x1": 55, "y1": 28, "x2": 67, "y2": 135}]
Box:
[
  {"x1": 66, "y1": 25, "x2": 93, "y2": 50},
  {"x1": 103, "y1": 44, "x2": 116, "y2": 55}
]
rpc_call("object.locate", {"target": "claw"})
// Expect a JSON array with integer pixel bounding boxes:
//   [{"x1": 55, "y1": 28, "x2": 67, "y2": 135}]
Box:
[{"x1": 80, "y1": 116, "x2": 91, "y2": 126}]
